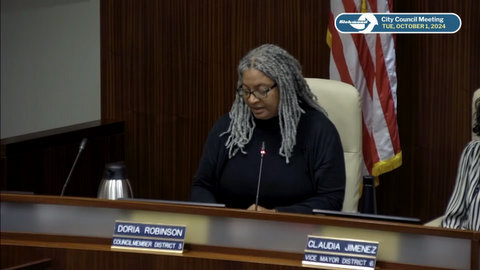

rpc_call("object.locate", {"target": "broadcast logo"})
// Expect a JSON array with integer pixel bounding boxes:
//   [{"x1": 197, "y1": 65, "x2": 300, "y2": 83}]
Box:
[{"x1": 342, "y1": 13, "x2": 378, "y2": 33}]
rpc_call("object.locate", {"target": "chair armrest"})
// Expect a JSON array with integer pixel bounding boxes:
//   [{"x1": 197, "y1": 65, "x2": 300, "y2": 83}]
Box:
[{"x1": 424, "y1": 215, "x2": 445, "y2": 227}]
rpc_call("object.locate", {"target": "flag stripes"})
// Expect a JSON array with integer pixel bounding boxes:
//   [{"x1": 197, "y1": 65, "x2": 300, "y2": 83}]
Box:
[{"x1": 328, "y1": 0, "x2": 402, "y2": 176}]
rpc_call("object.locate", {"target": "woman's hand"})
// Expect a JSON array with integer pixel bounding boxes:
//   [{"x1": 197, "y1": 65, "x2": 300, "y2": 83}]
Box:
[{"x1": 247, "y1": 204, "x2": 277, "y2": 213}]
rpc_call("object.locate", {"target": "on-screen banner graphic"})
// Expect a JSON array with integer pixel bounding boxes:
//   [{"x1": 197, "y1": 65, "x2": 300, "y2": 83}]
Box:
[{"x1": 335, "y1": 13, "x2": 461, "y2": 34}]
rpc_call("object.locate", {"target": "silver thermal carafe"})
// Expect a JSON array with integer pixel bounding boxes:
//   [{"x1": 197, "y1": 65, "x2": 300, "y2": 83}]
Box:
[{"x1": 97, "y1": 161, "x2": 133, "y2": 200}]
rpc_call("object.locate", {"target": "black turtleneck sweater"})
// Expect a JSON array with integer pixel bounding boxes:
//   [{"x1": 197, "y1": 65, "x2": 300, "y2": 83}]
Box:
[{"x1": 190, "y1": 106, "x2": 345, "y2": 214}]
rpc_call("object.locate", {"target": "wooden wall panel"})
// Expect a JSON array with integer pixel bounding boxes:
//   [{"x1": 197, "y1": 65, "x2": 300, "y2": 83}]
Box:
[
  {"x1": 377, "y1": 1, "x2": 480, "y2": 221},
  {"x1": 101, "y1": 0, "x2": 480, "y2": 222},
  {"x1": 101, "y1": 0, "x2": 330, "y2": 201},
  {"x1": 1, "y1": 121, "x2": 125, "y2": 197},
  {"x1": 1, "y1": 245, "x2": 307, "y2": 270}
]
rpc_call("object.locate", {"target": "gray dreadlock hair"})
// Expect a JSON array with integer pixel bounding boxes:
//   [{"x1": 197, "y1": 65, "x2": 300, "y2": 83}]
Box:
[{"x1": 221, "y1": 44, "x2": 327, "y2": 163}]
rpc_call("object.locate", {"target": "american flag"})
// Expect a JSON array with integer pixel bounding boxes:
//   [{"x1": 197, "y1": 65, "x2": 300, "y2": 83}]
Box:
[{"x1": 327, "y1": 0, "x2": 402, "y2": 177}]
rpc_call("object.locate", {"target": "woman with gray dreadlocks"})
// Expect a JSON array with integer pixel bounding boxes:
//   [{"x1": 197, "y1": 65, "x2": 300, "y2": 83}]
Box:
[{"x1": 190, "y1": 44, "x2": 345, "y2": 214}]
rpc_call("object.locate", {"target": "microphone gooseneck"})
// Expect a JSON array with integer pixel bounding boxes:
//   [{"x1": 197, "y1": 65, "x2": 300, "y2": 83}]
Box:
[
  {"x1": 60, "y1": 138, "x2": 88, "y2": 196},
  {"x1": 255, "y1": 141, "x2": 266, "y2": 211}
]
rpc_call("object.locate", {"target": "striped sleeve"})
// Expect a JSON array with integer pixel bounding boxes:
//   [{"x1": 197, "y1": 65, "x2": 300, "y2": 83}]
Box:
[{"x1": 442, "y1": 140, "x2": 480, "y2": 231}]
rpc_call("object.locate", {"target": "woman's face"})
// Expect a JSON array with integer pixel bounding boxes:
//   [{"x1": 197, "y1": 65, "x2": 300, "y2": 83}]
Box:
[{"x1": 241, "y1": 69, "x2": 280, "y2": 120}]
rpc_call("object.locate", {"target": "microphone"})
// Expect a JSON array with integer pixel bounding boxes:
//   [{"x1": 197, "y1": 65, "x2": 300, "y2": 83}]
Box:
[
  {"x1": 60, "y1": 138, "x2": 88, "y2": 196},
  {"x1": 254, "y1": 141, "x2": 266, "y2": 211}
]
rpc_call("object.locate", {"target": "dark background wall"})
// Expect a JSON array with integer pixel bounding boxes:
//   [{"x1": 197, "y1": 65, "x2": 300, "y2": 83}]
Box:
[
  {"x1": 1, "y1": 121, "x2": 125, "y2": 197},
  {"x1": 377, "y1": 1, "x2": 480, "y2": 221},
  {"x1": 101, "y1": 0, "x2": 480, "y2": 222}
]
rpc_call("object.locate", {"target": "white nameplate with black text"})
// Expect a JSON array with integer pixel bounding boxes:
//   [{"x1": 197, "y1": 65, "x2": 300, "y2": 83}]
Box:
[
  {"x1": 111, "y1": 220, "x2": 186, "y2": 253},
  {"x1": 302, "y1": 235, "x2": 379, "y2": 270}
]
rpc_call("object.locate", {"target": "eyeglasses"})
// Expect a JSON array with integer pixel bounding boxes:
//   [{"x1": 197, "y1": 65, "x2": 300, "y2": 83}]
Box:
[{"x1": 237, "y1": 83, "x2": 278, "y2": 99}]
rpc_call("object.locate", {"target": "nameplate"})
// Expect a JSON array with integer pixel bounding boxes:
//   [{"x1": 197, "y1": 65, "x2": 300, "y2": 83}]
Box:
[
  {"x1": 111, "y1": 220, "x2": 186, "y2": 253},
  {"x1": 302, "y1": 235, "x2": 379, "y2": 270}
]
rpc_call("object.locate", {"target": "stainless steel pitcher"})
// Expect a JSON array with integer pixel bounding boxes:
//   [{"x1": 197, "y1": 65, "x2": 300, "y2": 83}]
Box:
[{"x1": 97, "y1": 161, "x2": 133, "y2": 200}]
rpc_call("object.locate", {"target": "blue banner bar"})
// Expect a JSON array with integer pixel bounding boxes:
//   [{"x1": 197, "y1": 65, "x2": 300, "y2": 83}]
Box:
[{"x1": 335, "y1": 13, "x2": 461, "y2": 34}]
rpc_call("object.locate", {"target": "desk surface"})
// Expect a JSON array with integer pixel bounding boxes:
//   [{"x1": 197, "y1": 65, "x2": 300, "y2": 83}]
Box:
[{"x1": 1, "y1": 194, "x2": 479, "y2": 270}]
